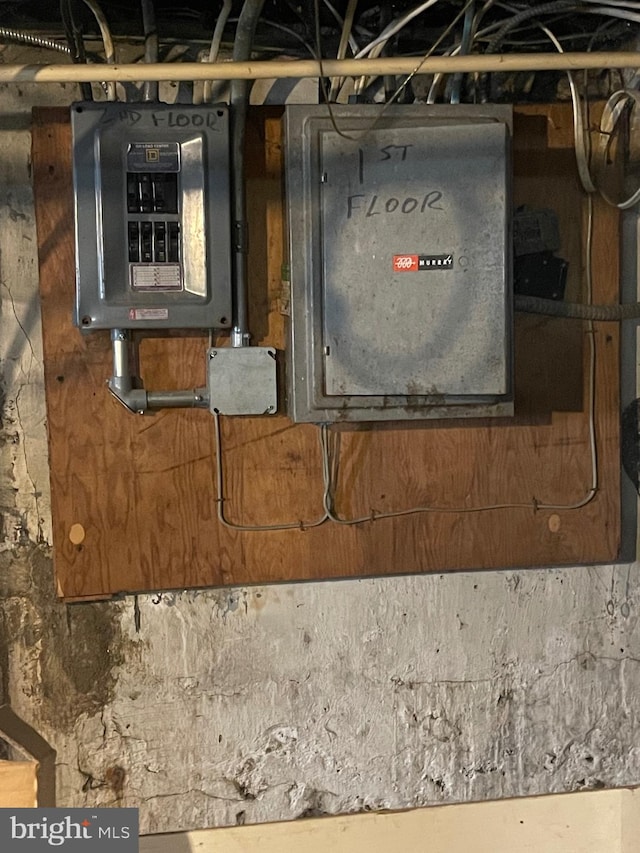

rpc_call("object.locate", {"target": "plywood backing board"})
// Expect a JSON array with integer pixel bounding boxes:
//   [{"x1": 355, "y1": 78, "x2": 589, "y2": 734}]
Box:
[{"x1": 32, "y1": 104, "x2": 620, "y2": 601}]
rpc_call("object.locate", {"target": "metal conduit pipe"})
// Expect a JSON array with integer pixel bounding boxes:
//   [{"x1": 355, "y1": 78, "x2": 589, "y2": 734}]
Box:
[
  {"x1": 0, "y1": 29, "x2": 71, "y2": 55},
  {"x1": 1, "y1": 53, "x2": 640, "y2": 85},
  {"x1": 229, "y1": 0, "x2": 265, "y2": 348},
  {"x1": 515, "y1": 295, "x2": 640, "y2": 321},
  {"x1": 108, "y1": 329, "x2": 209, "y2": 413},
  {"x1": 479, "y1": 0, "x2": 577, "y2": 102},
  {"x1": 141, "y1": 0, "x2": 159, "y2": 101}
]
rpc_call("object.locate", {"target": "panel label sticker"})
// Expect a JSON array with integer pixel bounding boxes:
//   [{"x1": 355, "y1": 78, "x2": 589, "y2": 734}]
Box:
[
  {"x1": 393, "y1": 254, "x2": 454, "y2": 272},
  {"x1": 128, "y1": 308, "x2": 169, "y2": 321},
  {"x1": 130, "y1": 264, "x2": 182, "y2": 291}
]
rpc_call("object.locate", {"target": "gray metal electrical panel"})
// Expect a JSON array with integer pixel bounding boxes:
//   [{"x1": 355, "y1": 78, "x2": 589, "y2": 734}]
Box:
[
  {"x1": 284, "y1": 104, "x2": 513, "y2": 423},
  {"x1": 72, "y1": 102, "x2": 231, "y2": 332}
]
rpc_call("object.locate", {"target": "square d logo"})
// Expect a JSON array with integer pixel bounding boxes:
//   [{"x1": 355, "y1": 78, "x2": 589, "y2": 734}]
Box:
[
  {"x1": 145, "y1": 149, "x2": 160, "y2": 163},
  {"x1": 0, "y1": 809, "x2": 138, "y2": 851}
]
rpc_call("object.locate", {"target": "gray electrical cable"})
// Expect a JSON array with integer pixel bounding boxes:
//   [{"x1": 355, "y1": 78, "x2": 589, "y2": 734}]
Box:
[
  {"x1": 141, "y1": 0, "x2": 159, "y2": 101},
  {"x1": 0, "y1": 28, "x2": 71, "y2": 55},
  {"x1": 515, "y1": 294, "x2": 640, "y2": 320},
  {"x1": 450, "y1": 0, "x2": 475, "y2": 103},
  {"x1": 479, "y1": 0, "x2": 576, "y2": 101},
  {"x1": 230, "y1": 0, "x2": 265, "y2": 348}
]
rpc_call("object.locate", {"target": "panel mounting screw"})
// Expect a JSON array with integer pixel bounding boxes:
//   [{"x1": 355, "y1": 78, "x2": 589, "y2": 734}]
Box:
[
  {"x1": 117, "y1": 332, "x2": 127, "y2": 341},
  {"x1": 209, "y1": 351, "x2": 216, "y2": 359},
  {"x1": 136, "y1": 409, "x2": 144, "y2": 416},
  {"x1": 266, "y1": 405, "x2": 274, "y2": 413}
]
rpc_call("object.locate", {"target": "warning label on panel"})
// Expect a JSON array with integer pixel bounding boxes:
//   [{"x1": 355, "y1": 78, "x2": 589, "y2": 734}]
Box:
[{"x1": 128, "y1": 307, "x2": 169, "y2": 321}]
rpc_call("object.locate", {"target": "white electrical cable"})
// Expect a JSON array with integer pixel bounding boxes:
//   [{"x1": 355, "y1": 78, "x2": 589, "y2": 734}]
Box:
[
  {"x1": 539, "y1": 23, "x2": 597, "y2": 193},
  {"x1": 594, "y1": 89, "x2": 640, "y2": 208},
  {"x1": 354, "y1": 0, "x2": 477, "y2": 99},
  {"x1": 354, "y1": 0, "x2": 442, "y2": 60},
  {"x1": 202, "y1": 0, "x2": 232, "y2": 103},
  {"x1": 79, "y1": 0, "x2": 116, "y2": 100},
  {"x1": 353, "y1": 0, "x2": 444, "y2": 95},
  {"x1": 329, "y1": 0, "x2": 359, "y2": 101},
  {"x1": 427, "y1": 43, "x2": 459, "y2": 102},
  {"x1": 213, "y1": 412, "x2": 329, "y2": 531},
  {"x1": 323, "y1": 0, "x2": 359, "y2": 56}
]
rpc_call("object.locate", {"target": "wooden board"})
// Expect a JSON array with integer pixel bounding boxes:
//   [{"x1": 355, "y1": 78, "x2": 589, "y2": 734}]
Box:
[
  {"x1": 140, "y1": 787, "x2": 640, "y2": 853},
  {"x1": 32, "y1": 104, "x2": 620, "y2": 601},
  {"x1": 0, "y1": 761, "x2": 38, "y2": 807}
]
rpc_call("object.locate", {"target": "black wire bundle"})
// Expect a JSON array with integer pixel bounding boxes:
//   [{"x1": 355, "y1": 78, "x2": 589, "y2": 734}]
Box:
[{"x1": 60, "y1": 0, "x2": 93, "y2": 100}]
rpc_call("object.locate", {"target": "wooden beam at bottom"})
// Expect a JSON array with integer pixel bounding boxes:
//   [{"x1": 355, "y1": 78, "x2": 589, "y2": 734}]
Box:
[
  {"x1": 0, "y1": 760, "x2": 38, "y2": 807},
  {"x1": 140, "y1": 787, "x2": 640, "y2": 853}
]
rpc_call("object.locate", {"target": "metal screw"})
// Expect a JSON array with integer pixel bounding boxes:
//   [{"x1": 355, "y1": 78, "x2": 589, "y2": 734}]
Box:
[
  {"x1": 136, "y1": 409, "x2": 144, "y2": 416},
  {"x1": 194, "y1": 395, "x2": 202, "y2": 403},
  {"x1": 209, "y1": 350, "x2": 217, "y2": 359},
  {"x1": 118, "y1": 332, "x2": 127, "y2": 341},
  {"x1": 266, "y1": 405, "x2": 275, "y2": 413}
]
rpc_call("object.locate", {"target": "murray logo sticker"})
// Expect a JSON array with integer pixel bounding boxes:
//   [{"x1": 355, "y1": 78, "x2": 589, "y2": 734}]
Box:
[
  {"x1": 0, "y1": 809, "x2": 138, "y2": 850},
  {"x1": 393, "y1": 254, "x2": 454, "y2": 272}
]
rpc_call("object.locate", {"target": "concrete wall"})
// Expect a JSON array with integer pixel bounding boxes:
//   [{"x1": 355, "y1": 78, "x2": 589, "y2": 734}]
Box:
[{"x1": 1, "y1": 45, "x2": 640, "y2": 835}]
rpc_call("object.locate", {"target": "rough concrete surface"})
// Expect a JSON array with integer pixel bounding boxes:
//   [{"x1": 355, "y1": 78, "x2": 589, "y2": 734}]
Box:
[{"x1": 0, "y1": 46, "x2": 640, "y2": 835}]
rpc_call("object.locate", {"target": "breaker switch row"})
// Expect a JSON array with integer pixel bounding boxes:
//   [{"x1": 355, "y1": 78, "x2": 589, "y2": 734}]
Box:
[
  {"x1": 128, "y1": 221, "x2": 180, "y2": 263},
  {"x1": 126, "y1": 172, "x2": 178, "y2": 214}
]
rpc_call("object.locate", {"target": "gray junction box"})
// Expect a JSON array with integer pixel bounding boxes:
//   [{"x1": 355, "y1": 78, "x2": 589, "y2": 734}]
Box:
[
  {"x1": 284, "y1": 104, "x2": 513, "y2": 423},
  {"x1": 72, "y1": 102, "x2": 232, "y2": 332}
]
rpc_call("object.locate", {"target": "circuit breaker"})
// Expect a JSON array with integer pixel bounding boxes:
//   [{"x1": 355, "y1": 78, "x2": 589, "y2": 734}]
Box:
[
  {"x1": 71, "y1": 102, "x2": 232, "y2": 332},
  {"x1": 285, "y1": 104, "x2": 513, "y2": 423}
]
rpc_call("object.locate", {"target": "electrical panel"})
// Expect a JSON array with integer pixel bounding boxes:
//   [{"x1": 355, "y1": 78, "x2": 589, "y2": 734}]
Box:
[
  {"x1": 285, "y1": 104, "x2": 513, "y2": 423},
  {"x1": 71, "y1": 102, "x2": 231, "y2": 332}
]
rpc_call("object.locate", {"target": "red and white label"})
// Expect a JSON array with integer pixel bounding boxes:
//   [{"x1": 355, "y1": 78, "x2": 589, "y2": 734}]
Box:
[
  {"x1": 393, "y1": 254, "x2": 419, "y2": 272},
  {"x1": 128, "y1": 308, "x2": 169, "y2": 321}
]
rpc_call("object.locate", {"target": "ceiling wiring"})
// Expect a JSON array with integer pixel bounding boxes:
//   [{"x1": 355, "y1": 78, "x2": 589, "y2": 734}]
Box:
[
  {"x1": 323, "y1": 0, "x2": 359, "y2": 56},
  {"x1": 141, "y1": 0, "x2": 159, "y2": 100},
  {"x1": 77, "y1": 0, "x2": 116, "y2": 99},
  {"x1": 328, "y1": 0, "x2": 358, "y2": 101},
  {"x1": 354, "y1": 0, "x2": 444, "y2": 60},
  {"x1": 60, "y1": 1, "x2": 93, "y2": 99},
  {"x1": 200, "y1": 0, "x2": 232, "y2": 103},
  {"x1": 449, "y1": 0, "x2": 475, "y2": 103}
]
